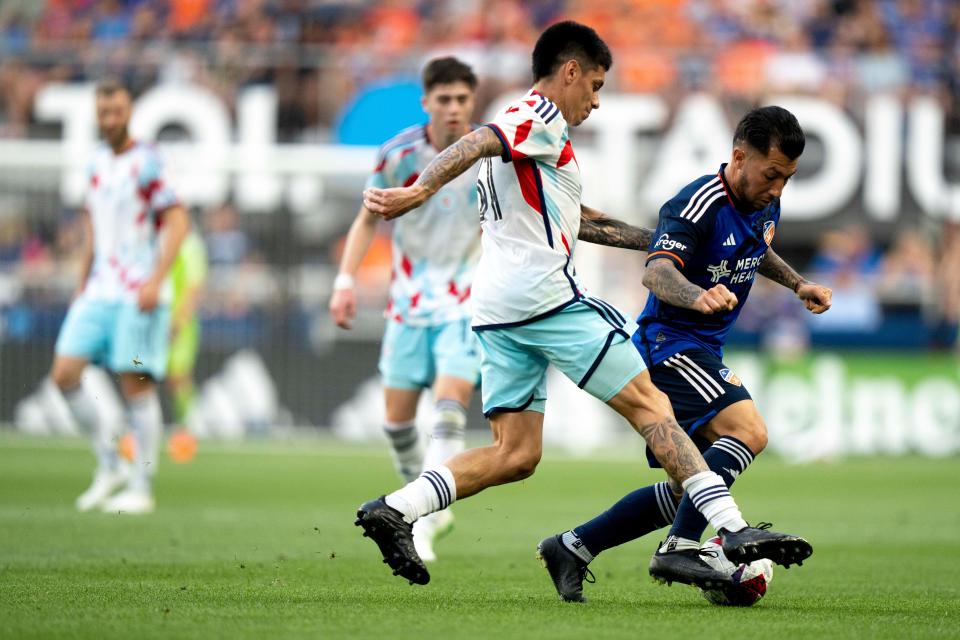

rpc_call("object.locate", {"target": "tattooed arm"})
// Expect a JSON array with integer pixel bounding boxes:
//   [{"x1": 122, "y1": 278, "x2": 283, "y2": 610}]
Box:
[
  {"x1": 758, "y1": 247, "x2": 806, "y2": 292},
  {"x1": 642, "y1": 258, "x2": 739, "y2": 315},
  {"x1": 363, "y1": 127, "x2": 503, "y2": 220},
  {"x1": 759, "y1": 248, "x2": 833, "y2": 314},
  {"x1": 578, "y1": 205, "x2": 654, "y2": 251}
]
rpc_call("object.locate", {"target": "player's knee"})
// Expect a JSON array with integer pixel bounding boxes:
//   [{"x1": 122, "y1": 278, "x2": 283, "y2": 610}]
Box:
[
  {"x1": 620, "y1": 375, "x2": 673, "y2": 425},
  {"x1": 50, "y1": 362, "x2": 80, "y2": 391},
  {"x1": 501, "y1": 446, "x2": 541, "y2": 481},
  {"x1": 736, "y1": 418, "x2": 768, "y2": 455}
]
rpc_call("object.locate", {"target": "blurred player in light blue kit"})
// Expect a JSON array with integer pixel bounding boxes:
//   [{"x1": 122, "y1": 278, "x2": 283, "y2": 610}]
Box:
[
  {"x1": 51, "y1": 78, "x2": 189, "y2": 514},
  {"x1": 329, "y1": 58, "x2": 482, "y2": 561}
]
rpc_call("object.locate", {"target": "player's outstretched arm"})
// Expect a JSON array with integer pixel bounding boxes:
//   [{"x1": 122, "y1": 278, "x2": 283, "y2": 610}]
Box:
[
  {"x1": 329, "y1": 206, "x2": 378, "y2": 330},
  {"x1": 578, "y1": 205, "x2": 654, "y2": 251},
  {"x1": 643, "y1": 258, "x2": 738, "y2": 315},
  {"x1": 364, "y1": 127, "x2": 504, "y2": 220},
  {"x1": 758, "y1": 248, "x2": 832, "y2": 314}
]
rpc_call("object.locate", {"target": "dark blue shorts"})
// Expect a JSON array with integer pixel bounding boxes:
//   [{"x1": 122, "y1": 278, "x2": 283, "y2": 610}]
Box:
[{"x1": 643, "y1": 348, "x2": 752, "y2": 468}]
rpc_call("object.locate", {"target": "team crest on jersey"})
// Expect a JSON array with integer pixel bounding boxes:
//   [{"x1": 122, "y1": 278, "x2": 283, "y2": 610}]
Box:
[
  {"x1": 763, "y1": 220, "x2": 776, "y2": 246},
  {"x1": 719, "y1": 368, "x2": 742, "y2": 386}
]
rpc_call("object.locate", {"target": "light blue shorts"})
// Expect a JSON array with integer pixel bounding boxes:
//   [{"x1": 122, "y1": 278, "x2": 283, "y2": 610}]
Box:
[
  {"x1": 474, "y1": 297, "x2": 645, "y2": 417},
  {"x1": 378, "y1": 318, "x2": 481, "y2": 390},
  {"x1": 55, "y1": 297, "x2": 172, "y2": 380}
]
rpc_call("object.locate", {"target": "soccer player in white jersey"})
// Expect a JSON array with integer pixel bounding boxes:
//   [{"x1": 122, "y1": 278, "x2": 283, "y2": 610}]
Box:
[
  {"x1": 329, "y1": 58, "x2": 481, "y2": 561},
  {"x1": 50, "y1": 79, "x2": 189, "y2": 514},
  {"x1": 354, "y1": 21, "x2": 812, "y2": 587}
]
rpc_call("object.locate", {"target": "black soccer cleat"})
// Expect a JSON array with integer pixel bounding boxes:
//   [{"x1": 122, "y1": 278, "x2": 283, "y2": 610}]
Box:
[
  {"x1": 649, "y1": 545, "x2": 734, "y2": 590},
  {"x1": 720, "y1": 522, "x2": 813, "y2": 568},
  {"x1": 355, "y1": 497, "x2": 430, "y2": 585},
  {"x1": 536, "y1": 535, "x2": 595, "y2": 603}
]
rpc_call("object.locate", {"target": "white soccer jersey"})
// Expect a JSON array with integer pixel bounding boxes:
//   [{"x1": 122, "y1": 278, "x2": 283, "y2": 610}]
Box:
[
  {"x1": 82, "y1": 141, "x2": 179, "y2": 304},
  {"x1": 473, "y1": 89, "x2": 583, "y2": 328},
  {"x1": 366, "y1": 124, "x2": 481, "y2": 327}
]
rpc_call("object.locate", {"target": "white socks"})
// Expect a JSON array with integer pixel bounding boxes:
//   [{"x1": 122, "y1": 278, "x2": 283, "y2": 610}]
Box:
[
  {"x1": 682, "y1": 471, "x2": 748, "y2": 534},
  {"x1": 63, "y1": 385, "x2": 119, "y2": 474},
  {"x1": 127, "y1": 391, "x2": 162, "y2": 492},
  {"x1": 385, "y1": 465, "x2": 457, "y2": 524},
  {"x1": 383, "y1": 421, "x2": 423, "y2": 483},
  {"x1": 422, "y1": 400, "x2": 467, "y2": 470}
]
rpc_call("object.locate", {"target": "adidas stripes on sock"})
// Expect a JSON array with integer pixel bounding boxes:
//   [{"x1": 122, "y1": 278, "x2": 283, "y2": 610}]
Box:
[
  {"x1": 422, "y1": 399, "x2": 467, "y2": 470},
  {"x1": 670, "y1": 436, "x2": 755, "y2": 541},
  {"x1": 384, "y1": 465, "x2": 457, "y2": 524},
  {"x1": 383, "y1": 421, "x2": 423, "y2": 484},
  {"x1": 571, "y1": 481, "x2": 680, "y2": 559}
]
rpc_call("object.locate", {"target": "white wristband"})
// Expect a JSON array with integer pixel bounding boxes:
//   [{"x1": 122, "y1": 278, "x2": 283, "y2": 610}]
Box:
[{"x1": 333, "y1": 273, "x2": 355, "y2": 290}]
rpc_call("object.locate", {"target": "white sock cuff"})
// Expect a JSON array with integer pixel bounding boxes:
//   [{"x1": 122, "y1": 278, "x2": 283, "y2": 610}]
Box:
[
  {"x1": 128, "y1": 390, "x2": 161, "y2": 413},
  {"x1": 681, "y1": 470, "x2": 720, "y2": 494},
  {"x1": 384, "y1": 419, "x2": 416, "y2": 431},
  {"x1": 435, "y1": 399, "x2": 467, "y2": 420},
  {"x1": 423, "y1": 465, "x2": 457, "y2": 507}
]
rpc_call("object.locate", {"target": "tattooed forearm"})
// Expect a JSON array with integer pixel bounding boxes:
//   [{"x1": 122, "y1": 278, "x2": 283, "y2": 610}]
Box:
[
  {"x1": 642, "y1": 258, "x2": 704, "y2": 310},
  {"x1": 639, "y1": 417, "x2": 709, "y2": 480},
  {"x1": 578, "y1": 205, "x2": 654, "y2": 251},
  {"x1": 759, "y1": 248, "x2": 808, "y2": 292},
  {"x1": 415, "y1": 127, "x2": 503, "y2": 196}
]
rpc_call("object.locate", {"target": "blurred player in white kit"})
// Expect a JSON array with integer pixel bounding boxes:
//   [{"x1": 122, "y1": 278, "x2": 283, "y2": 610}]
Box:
[
  {"x1": 329, "y1": 57, "x2": 482, "y2": 560},
  {"x1": 50, "y1": 78, "x2": 189, "y2": 514}
]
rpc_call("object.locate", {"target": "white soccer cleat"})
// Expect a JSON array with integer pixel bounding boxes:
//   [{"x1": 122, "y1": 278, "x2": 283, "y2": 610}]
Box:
[
  {"x1": 412, "y1": 509, "x2": 455, "y2": 563},
  {"x1": 100, "y1": 488, "x2": 155, "y2": 515},
  {"x1": 75, "y1": 468, "x2": 128, "y2": 513}
]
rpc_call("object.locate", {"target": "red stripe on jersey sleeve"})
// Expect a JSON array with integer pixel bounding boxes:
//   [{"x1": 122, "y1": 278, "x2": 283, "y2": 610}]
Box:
[
  {"x1": 513, "y1": 119, "x2": 533, "y2": 149},
  {"x1": 403, "y1": 172, "x2": 419, "y2": 187}
]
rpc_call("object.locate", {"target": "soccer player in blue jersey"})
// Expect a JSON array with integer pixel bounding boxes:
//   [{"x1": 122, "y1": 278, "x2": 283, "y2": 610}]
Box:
[
  {"x1": 538, "y1": 106, "x2": 833, "y2": 601},
  {"x1": 353, "y1": 21, "x2": 813, "y2": 588}
]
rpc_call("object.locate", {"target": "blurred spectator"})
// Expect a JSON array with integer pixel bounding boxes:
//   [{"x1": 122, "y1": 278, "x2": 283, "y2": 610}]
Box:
[
  {"x1": 807, "y1": 225, "x2": 883, "y2": 331},
  {"x1": 876, "y1": 229, "x2": 936, "y2": 305},
  {"x1": 203, "y1": 203, "x2": 250, "y2": 266},
  {"x1": 934, "y1": 221, "x2": 960, "y2": 347}
]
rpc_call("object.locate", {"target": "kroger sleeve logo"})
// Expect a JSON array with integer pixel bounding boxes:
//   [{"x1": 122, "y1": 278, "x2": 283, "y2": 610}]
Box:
[{"x1": 654, "y1": 233, "x2": 688, "y2": 252}]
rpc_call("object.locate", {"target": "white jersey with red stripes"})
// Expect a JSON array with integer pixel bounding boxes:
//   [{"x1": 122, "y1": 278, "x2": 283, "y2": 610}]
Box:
[
  {"x1": 366, "y1": 124, "x2": 481, "y2": 327},
  {"x1": 82, "y1": 141, "x2": 179, "y2": 304},
  {"x1": 473, "y1": 88, "x2": 583, "y2": 328}
]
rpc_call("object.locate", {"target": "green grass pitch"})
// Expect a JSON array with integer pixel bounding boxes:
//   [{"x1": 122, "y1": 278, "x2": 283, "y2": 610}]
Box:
[{"x1": 1, "y1": 434, "x2": 958, "y2": 639}]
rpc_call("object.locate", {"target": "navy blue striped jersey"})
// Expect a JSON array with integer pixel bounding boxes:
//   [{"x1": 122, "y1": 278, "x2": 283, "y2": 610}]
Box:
[{"x1": 635, "y1": 164, "x2": 780, "y2": 365}]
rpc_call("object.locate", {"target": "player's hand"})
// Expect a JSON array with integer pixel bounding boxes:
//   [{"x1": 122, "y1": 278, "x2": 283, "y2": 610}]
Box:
[
  {"x1": 138, "y1": 277, "x2": 161, "y2": 312},
  {"x1": 797, "y1": 282, "x2": 832, "y2": 314},
  {"x1": 692, "y1": 284, "x2": 738, "y2": 314},
  {"x1": 363, "y1": 185, "x2": 428, "y2": 220},
  {"x1": 329, "y1": 286, "x2": 357, "y2": 329}
]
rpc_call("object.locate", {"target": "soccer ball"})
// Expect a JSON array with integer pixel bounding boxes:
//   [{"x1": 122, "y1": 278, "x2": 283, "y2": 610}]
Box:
[{"x1": 699, "y1": 536, "x2": 773, "y2": 607}]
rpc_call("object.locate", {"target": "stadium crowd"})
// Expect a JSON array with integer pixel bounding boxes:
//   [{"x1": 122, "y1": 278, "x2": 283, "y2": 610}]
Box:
[
  {"x1": 1, "y1": 0, "x2": 959, "y2": 136},
  {"x1": 0, "y1": 0, "x2": 958, "y2": 351}
]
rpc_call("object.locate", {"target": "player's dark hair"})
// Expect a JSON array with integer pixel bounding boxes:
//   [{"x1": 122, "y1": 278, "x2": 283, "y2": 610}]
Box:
[
  {"x1": 95, "y1": 76, "x2": 131, "y2": 98},
  {"x1": 422, "y1": 57, "x2": 477, "y2": 92},
  {"x1": 733, "y1": 106, "x2": 805, "y2": 159},
  {"x1": 531, "y1": 21, "x2": 613, "y2": 81}
]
